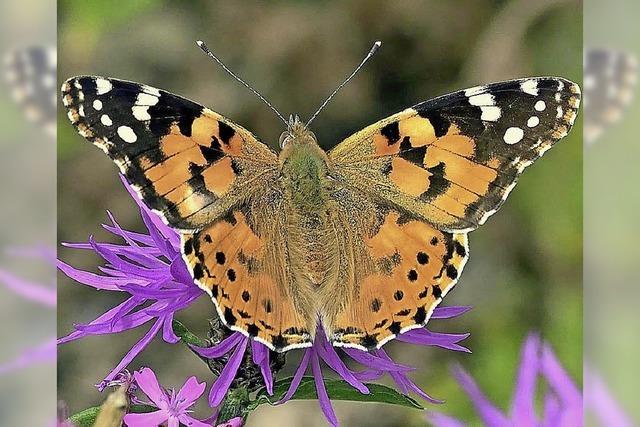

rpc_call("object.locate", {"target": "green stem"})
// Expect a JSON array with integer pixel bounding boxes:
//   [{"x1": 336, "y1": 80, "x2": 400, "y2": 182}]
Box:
[{"x1": 216, "y1": 386, "x2": 250, "y2": 424}]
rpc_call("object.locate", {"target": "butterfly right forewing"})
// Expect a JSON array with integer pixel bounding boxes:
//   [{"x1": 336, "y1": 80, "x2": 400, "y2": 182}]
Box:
[{"x1": 330, "y1": 77, "x2": 581, "y2": 233}]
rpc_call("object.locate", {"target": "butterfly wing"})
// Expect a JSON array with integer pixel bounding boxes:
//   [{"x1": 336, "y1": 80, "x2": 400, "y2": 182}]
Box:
[
  {"x1": 583, "y1": 49, "x2": 638, "y2": 144},
  {"x1": 329, "y1": 77, "x2": 581, "y2": 232},
  {"x1": 325, "y1": 77, "x2": 580, "y2": 349},
  {"x1": 63, "y1": 76, "x2": 312, "y2": 351},
  {"x1": 5, "y1": 46, "x2": 57, "y2": 137},
  {"x1": 62, "y1": 76, "x2": 278, "y2": 230},
  {"x1": 181, "y1": 200, "x2": 314, "y2": 352},
  {"x1": 319, "y1": 187, "x2": 468, "y2": 350}
]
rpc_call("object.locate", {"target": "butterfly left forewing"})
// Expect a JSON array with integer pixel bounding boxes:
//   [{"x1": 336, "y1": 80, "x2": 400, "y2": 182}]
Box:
[
  {"x1": 62, "y1": 76, "x2": 278, "y2": 231},
  {"x1": 330, "y1": 77, "x2": 581, "y2": 233}
]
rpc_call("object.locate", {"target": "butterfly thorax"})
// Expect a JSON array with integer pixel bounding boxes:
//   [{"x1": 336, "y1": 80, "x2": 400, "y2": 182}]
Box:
[{"x1": 278, "y1": 128, "x2": 339, "y2": 293}]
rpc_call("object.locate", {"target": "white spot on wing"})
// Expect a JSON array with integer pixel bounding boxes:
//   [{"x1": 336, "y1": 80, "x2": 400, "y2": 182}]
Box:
[
  {"x1": 468, "y1": 93, "x2": 494, "y2": 106},
  {"x1": 93, "y1": 99, "x2": 103, "y2": 110},
  {"x1": 527, "y1": 116, "x2": 539, "y2": 127},
  {"x1": 520, "y1": 79, "x2": 539, "y2": 96},
  {"x1": 118, "y1": 125, "x2": 137, "y2": 143},
  {"x1": 535, "y1": 100, "x2": 546, "y2": 111},
  {"x1": 481, "y1": 106, "x2": 501, "y2": 121},
  {"x1": 95, "y1": 78, "x2": 113, "y2": 95},
  {"x1": 133, "y1": 106, "x2": 151, "y2": 121},
  {"x1": 503, "y1": 127, "x2": 524, "y2": 144},
  {"x1": 101, "y1": 114, "x2": 113, "y2": 126}
]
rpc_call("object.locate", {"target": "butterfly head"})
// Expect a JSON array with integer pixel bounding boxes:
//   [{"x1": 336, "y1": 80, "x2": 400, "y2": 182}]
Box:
[{"x1": 279, "y1": 114, "x2": 317, "y2": 148}]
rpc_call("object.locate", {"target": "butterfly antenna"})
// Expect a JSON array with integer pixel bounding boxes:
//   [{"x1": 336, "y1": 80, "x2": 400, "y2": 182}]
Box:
[
  {"x1": 306, "y1": 41, "x2": 382, "y2": 126},
  {"x1": 196, "y1": 40, "x2": 288, "y2": 126}
]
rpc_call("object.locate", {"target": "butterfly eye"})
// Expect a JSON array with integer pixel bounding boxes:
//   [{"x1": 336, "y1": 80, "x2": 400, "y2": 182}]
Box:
[{"x1": 279, "y1": 132, "x2": 291, "y2": 148}]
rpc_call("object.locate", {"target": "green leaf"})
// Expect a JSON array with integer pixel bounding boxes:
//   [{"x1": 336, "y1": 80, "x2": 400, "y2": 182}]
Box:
[
  {"x1": 172, "y1": 319, "x2": 207, "y2": 347},
  {"x1": 248, "y1": 376, "x2": 423, "y2": 411},
  {"x1": 68, "y1": 404, "x2": 156, "y2": 427}
]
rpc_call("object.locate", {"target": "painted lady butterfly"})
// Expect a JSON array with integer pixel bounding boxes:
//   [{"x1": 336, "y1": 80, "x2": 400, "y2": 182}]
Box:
[{"x1": 62, "y1": 42, "x2": 580, "y2": 352}]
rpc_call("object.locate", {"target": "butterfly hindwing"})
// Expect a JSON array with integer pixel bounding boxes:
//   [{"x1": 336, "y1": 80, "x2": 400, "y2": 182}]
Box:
[
  {"x1": 330, "y1": 204, "x2": 469, "y2": 350},
  {"x1": 181, "y1": 201, "x2": 313, "y2": 352},
  {"x1": 330, "y1": 77, "x2": 581, "y2": 232},
  {"x1": 61, "y1": 76, "x2": 278, "y2": 230}
]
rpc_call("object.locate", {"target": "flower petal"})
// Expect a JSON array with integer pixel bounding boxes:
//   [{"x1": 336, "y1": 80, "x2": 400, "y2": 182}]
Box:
[
  {"x1": 342, "y1": 348, "x2": 413, "y2": 372},
  {"x1": 452, "y1": 365, "x2": 510, "y2": 427},
  {"x1": 251, "y1": 340, "x2": 273, "y2": 395},
  {"x1": 315, "y1": 330, "x2": 368, "y2": 394},
  {"x1": 213, "y1": 416, "x2": 244, "y2": 427},
  {"x1": 208, "y1": 337, "x2": 248, "y2": 407},
  {"x1": 133, "y1": 367, "x2": 168, "y2": 407},
  {"x1": 0, "y1": 269, "x2": 56, "y2": 307},
  {"x1": 175, "y1": 376, "x2": 207, "y2": 409},
  {"x1": 191, "y1": 333, "x2": 244, "y2": 359},
  {"x1": 311, "y1": 351, "x2": 339, "y2": 427},
  {"x1": 179, "y1": 413, "x2": 218, "y2": 427},
  {"x1": 431, "y1": 306, "x2": 472, "y2": 319},
  {"x1": 278, "y1": 348, "x2": 312, "y2": 404},
  {"x1": 510, "y1": 333, "x2": 540, "y2": 425},
  {"x1": 541, "y1": 343, "x2": 581, "y2": 406},
  {"x1": 100, "y1": 318, "x2": 165, "y2": 388},
  {"x1": 123, "y1": 409, "x2": 169, "y2": 426}
]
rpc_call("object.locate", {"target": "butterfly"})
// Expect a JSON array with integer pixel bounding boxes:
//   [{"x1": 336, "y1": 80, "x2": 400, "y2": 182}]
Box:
[
  {"x1": 583, "y1": 48, "x2": 637, "y2": 145},
  {"x1": 4, "y1": 46, "x2": 57, "y2": 138},
  {"x1": 62, "y1": 42, "x2": 580, "y2": 353}
]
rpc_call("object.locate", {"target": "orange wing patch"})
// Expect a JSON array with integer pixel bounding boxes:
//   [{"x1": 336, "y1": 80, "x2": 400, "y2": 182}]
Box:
[
  {"x1": 181, "y1": 209, "x2": 312, "y2": 352},
  {"x1": 330, "y1": 210, "x2": 469, "y2": 350},
  {"x1": 61, "y1": 76, "x2": 278, "y2": 231},
  {"x1": 330, "y1": 77, "x2": 581, "y2": 232}
]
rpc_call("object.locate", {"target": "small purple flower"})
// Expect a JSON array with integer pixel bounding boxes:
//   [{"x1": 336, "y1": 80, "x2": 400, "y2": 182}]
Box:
[
  {"x1": 428, "y1": 333, "x2": 582, "y2": 427},
  {"x1": 123, "y1": 367, "x2": 210, "y2": 427}
]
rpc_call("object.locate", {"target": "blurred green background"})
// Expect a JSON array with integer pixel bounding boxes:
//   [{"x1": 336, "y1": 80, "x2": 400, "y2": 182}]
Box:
[{"x1": 57, "y1": 1, "x2": 582, "y2": 425}]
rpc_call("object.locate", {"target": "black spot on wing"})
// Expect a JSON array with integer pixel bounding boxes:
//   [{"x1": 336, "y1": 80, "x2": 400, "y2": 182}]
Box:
[
  {"x1": 415, "y1": 108, "x2": 450, "y2": 137},
  {"x1": 380, "y1": 121, "x2": 401, "y2": 145},
  {"x1": 413, "y1": 306, "x2": 427, "y2": 324},
  {"x1": 398, "y1": 136, "x2": 427, "y2": 165},
  {"x1": 218, "y1": 121, "x2": 236, "y2": 145},
  {"x1": 223, "y1": 307, "x2": 237, "y2": 326},
  {"x1": 361, "y1": 334, "x2": 378, "y2": 350},
  {"x1": 418, "y1": 162, "x2": 450, "y2": 202}
]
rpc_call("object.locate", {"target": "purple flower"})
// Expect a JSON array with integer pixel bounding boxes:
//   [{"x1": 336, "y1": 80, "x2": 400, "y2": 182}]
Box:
[
  {"x1": 192, "y1": 306, "x2": 471, "y2": 427},
  {"x1": 123, "y1": 367, "x2": 210, "y2": 427},
  {"x1": 58, "y1": 176, "x2": 205, "y2": 388},
  {"x1": 428, "y1": 333, "x2": 582, "y2": 427}
]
